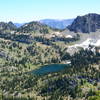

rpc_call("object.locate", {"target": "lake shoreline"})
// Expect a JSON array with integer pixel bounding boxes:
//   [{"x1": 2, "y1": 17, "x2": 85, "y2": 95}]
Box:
[{"x1": 30, "y1": 64, "x2": 70, "y2": 75}]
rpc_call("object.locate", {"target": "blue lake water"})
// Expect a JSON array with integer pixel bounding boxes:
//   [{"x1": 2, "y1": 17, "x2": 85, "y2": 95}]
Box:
[{"x1": 31, "y1": 64, "x2": 68, "y2": 75}]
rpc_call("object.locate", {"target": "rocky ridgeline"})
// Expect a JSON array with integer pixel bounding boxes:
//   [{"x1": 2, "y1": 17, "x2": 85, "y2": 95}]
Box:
[
  {"x1": 0, "y1": 21, "x2": 17, "y2": 31},
  {"x1": 68, "y1": 13, "x2": 100, "y2": 33},
  {"x1": 0, "y1": 21, "x2": 52, "y2": 34},
  {"x1": 17, "y1": 21, "x2": 51, "y2": 33},
  {"x1": 1, "y1": 13, "x2": 100, "y2": 34}
]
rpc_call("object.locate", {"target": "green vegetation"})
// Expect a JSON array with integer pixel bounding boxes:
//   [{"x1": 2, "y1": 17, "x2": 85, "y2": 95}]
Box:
[{"x1": 0, "y1": 22, "x2": 100, "y2": 100}]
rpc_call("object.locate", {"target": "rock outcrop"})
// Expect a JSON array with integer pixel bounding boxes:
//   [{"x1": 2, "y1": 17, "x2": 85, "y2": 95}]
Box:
[{"x1": 68, "y1": 13, "x2": 100, "y2": 33}]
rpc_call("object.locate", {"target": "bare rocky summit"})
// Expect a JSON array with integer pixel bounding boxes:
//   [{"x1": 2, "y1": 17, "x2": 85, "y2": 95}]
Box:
[{"x1": 68, "y1": 13, "x2": 100, "y2": 33}]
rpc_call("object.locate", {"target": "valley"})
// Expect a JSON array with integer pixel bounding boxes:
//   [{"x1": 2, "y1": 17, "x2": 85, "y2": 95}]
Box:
[{"x1": 0, "y1": 13, "x2": 100, "y2": 100}]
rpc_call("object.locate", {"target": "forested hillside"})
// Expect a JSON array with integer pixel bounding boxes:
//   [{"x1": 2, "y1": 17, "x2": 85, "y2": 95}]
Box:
[{"x1": 0, "y1": 15, "x2": 100, "y2": 100}]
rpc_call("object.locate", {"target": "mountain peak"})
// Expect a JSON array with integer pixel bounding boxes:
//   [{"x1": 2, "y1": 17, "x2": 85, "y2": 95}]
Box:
[
  {"x1": 17, "y1": 21, "x2": 52, "y2": 33},
  {"x1": 0, "y1": 21, "x2": 17, "y2": 31},
  {"x1": 68, "y1": 13, "x2": 100, "y2": 33}
]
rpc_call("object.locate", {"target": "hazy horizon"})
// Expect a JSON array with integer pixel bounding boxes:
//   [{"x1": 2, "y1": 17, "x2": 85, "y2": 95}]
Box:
[{"x1": 0, "y1": 0, "x2": 100, "y2": 23}]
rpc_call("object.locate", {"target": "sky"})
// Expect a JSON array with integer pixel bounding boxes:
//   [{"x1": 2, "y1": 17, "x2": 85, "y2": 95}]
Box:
[{"x1": 0, "y1": 0, "x2": 100, "y2": 23}]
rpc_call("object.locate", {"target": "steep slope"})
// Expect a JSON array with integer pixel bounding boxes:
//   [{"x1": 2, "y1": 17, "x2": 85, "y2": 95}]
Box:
[
  {"x1": 40, "y1": 19, "x2": 74, "y2": 29},
  {"x1": 68, "y1": 13, "x2": 100, "y2": 33}
]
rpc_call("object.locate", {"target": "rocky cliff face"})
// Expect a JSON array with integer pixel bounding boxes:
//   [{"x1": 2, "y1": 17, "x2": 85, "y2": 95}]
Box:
[{"x1": 68, "y1": 13, "x2": 100, "y2": 33}]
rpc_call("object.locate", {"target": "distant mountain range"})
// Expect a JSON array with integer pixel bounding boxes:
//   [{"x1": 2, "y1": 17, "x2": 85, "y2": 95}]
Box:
[
  {"x1": 14, "y1": 19, "x2": 74, "y2": 30},
  {"x1": 40, "y1": 19, "x2": 74, "y2": 29},
  {"x1": 14, "y1": 23, "x2": 25, "y2": 28},
  {"x1": 1, "y1": 13, "x2": 100, "y2": 34}
]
